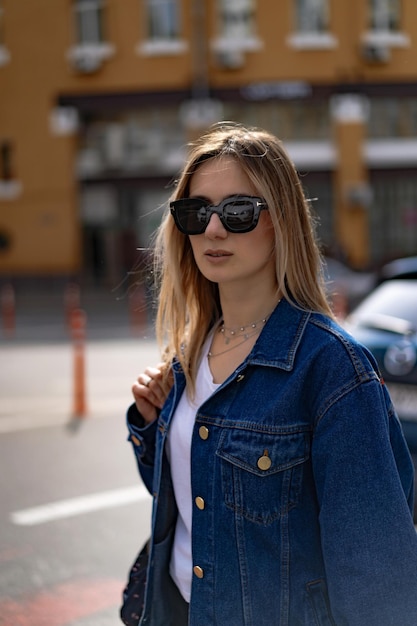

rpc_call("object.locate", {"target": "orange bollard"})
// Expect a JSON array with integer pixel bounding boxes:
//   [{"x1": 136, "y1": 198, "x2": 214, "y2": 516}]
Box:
[
  {"x1": 71, "y1": 308, "x2": 87, "y2": 419},
  {"x1": 1, "y1": 283, "x2": 16, "y2": 338},
  {"x1": 64, "y1": 282, "x2": 80, "y2": 329}
]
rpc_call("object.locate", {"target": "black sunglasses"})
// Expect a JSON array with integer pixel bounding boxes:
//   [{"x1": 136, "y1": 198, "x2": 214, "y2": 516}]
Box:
[{"x1": 169, "y1": 195, "x2": 268, "y2": 235}]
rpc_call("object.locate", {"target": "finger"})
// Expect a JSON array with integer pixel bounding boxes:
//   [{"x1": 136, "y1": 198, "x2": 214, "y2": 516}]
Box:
[
  {"x1": 141, "y1": 374, "x2": 153, "y2": 388},
  {"x1": 131, "y1": 381, "x2": 158, "y2": 423},
  {"x1": 133, "y1": 376, "x2": 165, "y2": 411},
  {"x1": 144, "y1": 365, "x2": 165, "y2": 383},
  {"x1": 136, "y1": 368, "x2": 160, "y2": 392},
  {"x1": 148, "y1": 380, "x2": 167, "y2": 409},
  {"x1": 142, "y1": 364, "x2": 172, "y2": 400},
  {"x1": 132, "y1": 364, "x2": 173, "y2": 414}
]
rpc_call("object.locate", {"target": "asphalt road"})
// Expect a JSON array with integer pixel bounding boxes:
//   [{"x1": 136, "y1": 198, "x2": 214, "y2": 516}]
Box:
[{"x1": 0, "y1": 334, "x2": 160, "y2": 626}]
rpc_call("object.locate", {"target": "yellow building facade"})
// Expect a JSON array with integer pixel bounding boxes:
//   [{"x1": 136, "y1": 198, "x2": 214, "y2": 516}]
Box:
[{"x1": 0, "y1": 0, "x2": 417, "y2": 284}]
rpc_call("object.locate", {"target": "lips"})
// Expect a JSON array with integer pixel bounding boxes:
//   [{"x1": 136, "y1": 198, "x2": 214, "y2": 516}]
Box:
[{"x1": 205, "y1": 249, "x2": 232, "y2": 257}]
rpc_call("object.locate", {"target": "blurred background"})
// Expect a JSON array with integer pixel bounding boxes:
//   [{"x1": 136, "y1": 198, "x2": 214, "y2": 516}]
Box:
[
  {"x1": 1, "y1": 1, "x2": 417, "y2": 624},
  {"x1": 1, "y1": 0, "x2": 417, "y2": 298}
]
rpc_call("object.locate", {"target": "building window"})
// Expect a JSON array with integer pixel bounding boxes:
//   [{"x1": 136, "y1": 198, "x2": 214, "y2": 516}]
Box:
[
  {"x1": 67, "y1": 0, "x2": 114, "y2": 72},
  {"x1": 0, "y1": 141, "x2": 13, "y2": 181},
  {"x1": 362, "y1": 0, "x2": 409, "y2": 50},
  {"x1": 218, "y1": 0, "x2": 256, "y2": 40},
  {"x1": 146, "y1": 0, "x2": 179, "y2": 41},
  {"x1": 369, "y1": 0, "x2": 400, "y2": 31},
  {"x1": 223, "y1": 100, "x2": 330, "y2": 141},
  {"x1": 138, "y1": 0, "x2": 186, "y2": 55},
  {"x1": 288, "y1": 0, "x2": 336, "y2": 49},
  {"x1": 0, "y1": 141, "x2": 22, "y2": 200},
  {"x1": 369, "y1": 173, "x2": 417, "y2": 263},
  {"x1": 368, "y1": 98, "x2": 417, "y2": 138},
  {"x1": 295, "y1": 0, "x2": 329, "y2": 33},
  {"x1": 74, "y1": 0, "x2": 105, "y2": 45},
  {"x1": 0, "y1": 1, "x2": 10, "y2": 65},
  {"x1": 212, "y1": 0, "x2": 262, "y2": 67},
  {"x1": 75, "y1": 110, "x2": 187, "y2": 179},
  {"x1": 0, "y1": 2, "x2": 4, "y2": 45}
]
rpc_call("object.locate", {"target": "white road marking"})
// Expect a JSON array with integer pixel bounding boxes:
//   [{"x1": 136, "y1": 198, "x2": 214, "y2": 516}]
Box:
[{"x1": 10, "y1": 485, "x2": 151, "y2": 526}]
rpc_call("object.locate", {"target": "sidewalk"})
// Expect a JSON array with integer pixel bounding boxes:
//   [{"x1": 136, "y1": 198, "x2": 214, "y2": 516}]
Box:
[{"x1": 0, "y1": 283, "x2": 160, "y2": 432}]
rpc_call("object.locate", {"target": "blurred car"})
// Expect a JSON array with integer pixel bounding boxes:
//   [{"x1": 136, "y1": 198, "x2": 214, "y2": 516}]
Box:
[
  {"x1": 323, "y1": 257, "x2": 375, "y2": 314},
  {"x1": 377, "y1": 255, "x2": 417, "y2": 284},
  {"x1": 345, "y1": 279, "x2": 417, "y2": 451}
]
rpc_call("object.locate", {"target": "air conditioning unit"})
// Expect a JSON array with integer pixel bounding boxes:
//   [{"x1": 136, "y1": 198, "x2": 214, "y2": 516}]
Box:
[
  {"x1": 216, "y1": 49, "x2": 244, "y2": 70},
  {"x1": 180, "y1": 99, "x2": 224, "y2": 130},
  {"x1": 361, "y1": 42, "x2": 390, "y2": 63},
  {"x1": 346, "y1": 183, "x2": 373, "y2": 209},
  {"x1": 72, "y1": 53, "x2": 102, "y2": 73}
]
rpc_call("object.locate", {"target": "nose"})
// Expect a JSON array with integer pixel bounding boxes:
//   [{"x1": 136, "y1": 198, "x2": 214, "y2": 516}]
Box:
[{"x1": 204, "y1": 212, "x2": 227, "y2": 238}]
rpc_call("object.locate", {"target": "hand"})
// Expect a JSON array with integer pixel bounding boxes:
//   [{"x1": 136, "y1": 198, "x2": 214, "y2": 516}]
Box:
[{"x1": 131, "y1": 363, "x2": 173, "y2": 424}]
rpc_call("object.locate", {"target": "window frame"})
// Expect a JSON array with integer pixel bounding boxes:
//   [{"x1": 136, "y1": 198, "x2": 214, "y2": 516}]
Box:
[
  {"x1": 287, "y1": 0, "x2": 337, "y2": 50},
  {"x1": 74, "y1": 0, "x2": 105, "y2": 46},
  {"x1": 211, "y1": 0, "x2": 263, "y2": 60},
  {"x1": 368, "y1": 0, "x2": 401, "y2": 32},
  {"x1": 362, "y1": 0, "x2": 410, "y2": 48},
  {"x1": 138, "y1": 0, "x2": 187, "y2": 56},
  {"x1": 67, "y1": 0, "x2": 115, "y2": 71},
  {"x1": 295, "y1": 0, "x2": 329, "y2": 34},
  {"x1": 0, "y1": 141, "x2": 22, "y2": 201},
  {"x1": 0, "y1": 1, "x2": 10, "y2": 66}
]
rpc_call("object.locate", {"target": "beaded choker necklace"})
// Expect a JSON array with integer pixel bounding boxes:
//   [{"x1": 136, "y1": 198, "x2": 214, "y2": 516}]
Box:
[
  {"x1": 207, "y1": 306, "x2": 278, "y2": 359},
  {"x1": 219, "y1": 315, "x2": 269, "y2": 345}
]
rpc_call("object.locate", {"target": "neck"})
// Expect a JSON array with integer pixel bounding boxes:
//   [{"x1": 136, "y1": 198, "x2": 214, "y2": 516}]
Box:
[{"x1": 218, "y1": 285, "x2": 280, "y2": 330}]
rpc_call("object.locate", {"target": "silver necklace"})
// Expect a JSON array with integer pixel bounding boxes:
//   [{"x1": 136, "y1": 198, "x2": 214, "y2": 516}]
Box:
[
  {"x1": 208, "y1": 300, "x2": 281, "y2": 359},
  {"x1": 207, "y1": 326, "x2": 262, "y2": 359},
  {"x1": 219, "y1": 316, "x2": 269, "y2": 344}
]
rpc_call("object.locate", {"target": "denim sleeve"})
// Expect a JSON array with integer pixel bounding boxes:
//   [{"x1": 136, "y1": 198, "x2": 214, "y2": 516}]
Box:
[
  {"x1": 312, "y1": 377, "x2": 417, "y2": 626},
  {"x1": 126, "y1": 402, "x2": 158, "y2": 494}
]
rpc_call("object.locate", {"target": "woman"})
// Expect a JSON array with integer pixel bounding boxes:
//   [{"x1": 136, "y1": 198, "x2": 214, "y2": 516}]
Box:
[{"x1": 124, "y1": 123, "x2": 417, "y2": 625}]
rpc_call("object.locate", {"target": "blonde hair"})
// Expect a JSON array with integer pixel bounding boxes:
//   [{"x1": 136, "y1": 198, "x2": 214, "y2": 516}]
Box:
[{"x1": 153, "y1": 122, "x2": 333, "y2": 392}]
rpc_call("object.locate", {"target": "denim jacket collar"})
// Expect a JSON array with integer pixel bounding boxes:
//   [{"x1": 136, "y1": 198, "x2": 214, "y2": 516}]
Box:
[
  {"x1": 245, "y1": 298, "x2": 311, "y2": 371},
  {"x1": 172, "y1": 299, "x2": 312, "y2": 378}
]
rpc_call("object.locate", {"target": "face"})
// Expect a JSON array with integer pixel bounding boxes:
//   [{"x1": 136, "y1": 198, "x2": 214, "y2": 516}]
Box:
[{"x1": 186, "y1": 157, "x2": 276, "y2": 291}]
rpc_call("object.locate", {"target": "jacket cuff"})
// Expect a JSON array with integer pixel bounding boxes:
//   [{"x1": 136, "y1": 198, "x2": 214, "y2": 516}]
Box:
[{"x1": 126, "y1": 403, "x2": 158, "y2": 460}]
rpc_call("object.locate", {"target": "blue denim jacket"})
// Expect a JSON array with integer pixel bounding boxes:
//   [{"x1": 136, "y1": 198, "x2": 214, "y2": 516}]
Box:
[{"x1": 127, "y1": 299, "x2": 417, "y2": 626}]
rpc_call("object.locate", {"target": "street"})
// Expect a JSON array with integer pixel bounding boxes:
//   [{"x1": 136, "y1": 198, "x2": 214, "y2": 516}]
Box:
[{"x1": 0, "y1": 334, "x2": 160, "y2": 626}]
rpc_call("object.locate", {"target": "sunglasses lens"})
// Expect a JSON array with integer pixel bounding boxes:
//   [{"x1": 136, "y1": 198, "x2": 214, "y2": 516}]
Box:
[
  {"x1": 173, "y1": 199, "x2": 207, "y2": 234},
  {"x1": 223, "y1": 199, "x2": 256, "y2": 232},
  {"x1": 171, "y1": 196, "x2": 264, "y2": 235}
]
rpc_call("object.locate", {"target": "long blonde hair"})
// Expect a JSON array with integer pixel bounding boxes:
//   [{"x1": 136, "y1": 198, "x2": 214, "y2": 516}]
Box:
[{"x1": 153, "y1": 122, "x2": 333, "y2": 392}]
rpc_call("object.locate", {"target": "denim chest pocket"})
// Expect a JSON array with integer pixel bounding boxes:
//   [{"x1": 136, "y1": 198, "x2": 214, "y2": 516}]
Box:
[{"x1": 217, "y1": 428, "x2": 310, "y2": 525}]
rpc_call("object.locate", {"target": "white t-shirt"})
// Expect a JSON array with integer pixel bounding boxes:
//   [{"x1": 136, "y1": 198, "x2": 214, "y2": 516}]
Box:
[{"x1": 167, "y1": 336, "x2": 219, "y2": 602}]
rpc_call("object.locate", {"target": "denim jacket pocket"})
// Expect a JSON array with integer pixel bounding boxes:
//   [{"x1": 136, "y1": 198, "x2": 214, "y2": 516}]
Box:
[{"x1": 217, "y1": 427, "x2": 310, "y2": 524}]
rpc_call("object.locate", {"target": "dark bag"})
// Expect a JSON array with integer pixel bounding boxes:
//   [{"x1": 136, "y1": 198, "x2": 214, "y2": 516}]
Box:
[{"x1": 120, "y1": 539, "x2": 150, "y2": 626}]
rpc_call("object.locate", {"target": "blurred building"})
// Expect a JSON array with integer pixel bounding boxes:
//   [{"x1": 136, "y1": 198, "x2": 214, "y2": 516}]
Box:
[{"x1": 0, "y1": 0, "x2": 417, "y2": 286}]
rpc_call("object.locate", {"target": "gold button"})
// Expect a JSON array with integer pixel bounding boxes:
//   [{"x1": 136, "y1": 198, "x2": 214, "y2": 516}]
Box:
[
  {"x1": 236, "y1": 374, "x2": 245, "y2": 382},
  {"x1": 257, "y1": 451, "x2": 272, "y2": 471},
  {"x1": 193, "y1": 565, "x2": 204, "y2": 579},
  {"x1": 195, "y1": 496, "x2": 205, "y2": 510},
  {"x1": 131, "y1": 435, "x2": 140, "y2": 446},
  {"x1": 199, "y1": 426, "x2": 209, "y2": 440}
]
